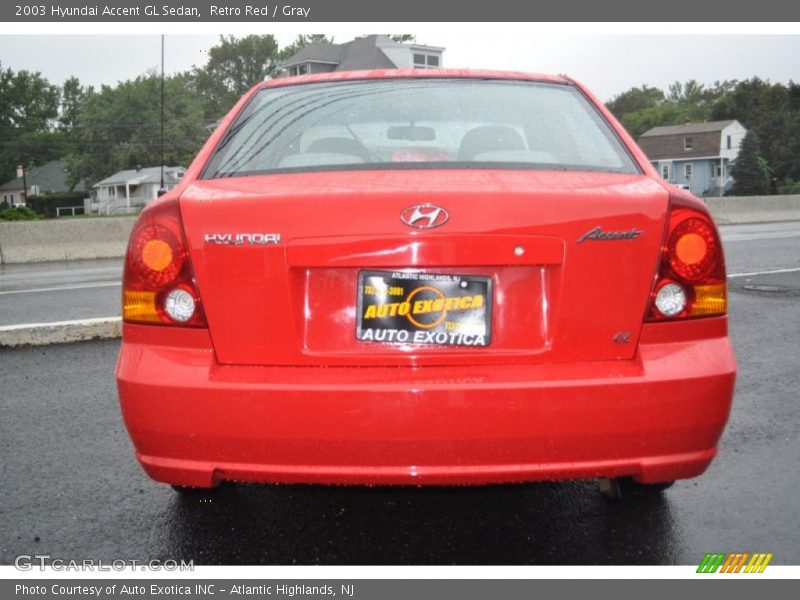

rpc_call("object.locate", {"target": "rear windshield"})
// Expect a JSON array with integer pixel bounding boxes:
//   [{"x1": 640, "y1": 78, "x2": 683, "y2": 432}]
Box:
[{"x1": 202, "y1": 79, "x2": 639, "y2": 178}]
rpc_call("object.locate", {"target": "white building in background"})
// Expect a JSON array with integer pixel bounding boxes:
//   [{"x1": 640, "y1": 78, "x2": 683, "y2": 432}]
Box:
[
  {"x1": 0, "y1": 160, "x2": 85, "y2": 207},
  {"x1": 88, "y1": 166, "x2": 185, "y2": 214},
  {"x1": 278, "y1": 35, "x2": 445, "y2": 77},
  {"x1": 638, "y1": 120, "x2": 747, "y2": 197}
]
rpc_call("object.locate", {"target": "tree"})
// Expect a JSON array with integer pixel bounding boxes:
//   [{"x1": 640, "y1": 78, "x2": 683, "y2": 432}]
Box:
[
  {"x1": 606, "y1": 81, "x2": 713, "y2": 137},
  {"x1": 666, "y1": 80, "x2": 706, "y2": 105},
  {"x1": 192, "y1": 35, "x2": 282, "y2": 120},
  {"x1": 59, "y1": 76, "x2": 89, "y2": 131},
  {"x1": 712, "y1": 78, "x2": 800, "y2": 183},
  {"x1": 701, "y1": 79, "x2": 738, "y2": 106},
  {"x1": 663, "y1": 79, "x2": 716, "y2": 123},
  {"x1": 619, "y1": 103, "x2": 682, "y2": 138},
  {"x1": 0, "y1": 63, "x2": 60, "y2": 131},
  {"x1": 0, "y1": 63, "x2": 62, "y2": 180},
  {"x1": 730, "y1": 131, "x2": 771, "y2": 196},
  {"x1": 606, "y1": 85, "x2": 665, "y2": 120},
  {"x1": 64, "y1": 72, "x2": 206, "y2": 186},
  {"x1": 607, "y1": 80, "x2": 740, "y2": 138}
]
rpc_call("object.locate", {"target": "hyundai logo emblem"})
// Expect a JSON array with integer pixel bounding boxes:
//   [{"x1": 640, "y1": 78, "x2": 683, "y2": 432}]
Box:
[{"x1": 400, "y1": 204, "x2": 450, "y2": 229}]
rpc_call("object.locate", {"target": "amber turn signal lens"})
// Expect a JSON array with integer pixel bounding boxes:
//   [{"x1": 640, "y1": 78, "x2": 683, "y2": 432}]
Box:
[
  {"x1": 123, "y1": 290, "x2": 161, "y2": 323},
  {"x1": 675, "y1": 232, "x2": 708, "y2": 265},
  {"x1": 690, "y1": 283, "x2": 727, "y2": 317},
  {"x1": 142, "y1": 239, "x2": 174, "y2": 272}
]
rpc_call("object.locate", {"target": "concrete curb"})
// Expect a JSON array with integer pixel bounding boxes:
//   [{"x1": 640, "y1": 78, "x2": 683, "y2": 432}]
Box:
[{"x1": 0, "y1": 317, "x2": 121, "y2": 348}]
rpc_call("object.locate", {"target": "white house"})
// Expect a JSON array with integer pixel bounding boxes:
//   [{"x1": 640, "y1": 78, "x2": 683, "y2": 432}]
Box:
[
  {"x1": 638, "y1": 120, "x2": 747, "y2": 197},
  {"x1": 88, "y1": 166, "x2": 186, "y2": 214},
  {"x1": 0, "y1": 161, "x2": 85, "y2": 207},
  {"x1": 278, "y1": 35, "x2": 445, "y2": 77}
]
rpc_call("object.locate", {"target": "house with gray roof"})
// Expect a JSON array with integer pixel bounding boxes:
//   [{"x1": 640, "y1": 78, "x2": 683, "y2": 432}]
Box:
[
  {"x1": 278, "y1": 35, "x2": 445, "y2": 77},
  {"x1": 88, "y1": 166, "x2": 185, "y2": 214},
  {"x1": 0, "y1": 160, "x2": 85, "y2": 207},
  {"x1": 638, "y1": 120, "x2": 746, "y2": 196}
]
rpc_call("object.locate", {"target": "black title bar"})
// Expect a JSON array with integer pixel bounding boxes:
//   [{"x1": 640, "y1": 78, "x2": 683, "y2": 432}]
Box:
[{"x1": 3, "y1": 0, "x2": 800, "y2": 22}]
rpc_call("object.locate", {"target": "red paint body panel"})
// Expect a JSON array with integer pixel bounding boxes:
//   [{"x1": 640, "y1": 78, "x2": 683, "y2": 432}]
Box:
[
  {"x1": 179, "y1": 170, "x2": 668, "y2": 366},
  {"x1": 115, "y1": 70, "x2": 737, "y2": 487},
  {"x1": 117, "y1": 319, "x2": 735, "y2": 486},
  {"x1": 264, "y1": 69, "x2": 571, "y2": 89}
]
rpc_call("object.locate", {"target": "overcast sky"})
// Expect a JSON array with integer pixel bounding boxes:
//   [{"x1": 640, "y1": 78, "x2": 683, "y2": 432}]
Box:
[{"x1": 0, "y1": 33, "x2": 797, "y2": 101}]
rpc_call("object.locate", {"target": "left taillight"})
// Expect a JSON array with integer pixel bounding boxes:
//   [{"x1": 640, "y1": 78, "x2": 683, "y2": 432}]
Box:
[
  {"x1": 646, "y1": 193, "x2": 727, "y2": 321},
  {"x1": 122, "y1": 198, "x2": 207, "y2": 327}
]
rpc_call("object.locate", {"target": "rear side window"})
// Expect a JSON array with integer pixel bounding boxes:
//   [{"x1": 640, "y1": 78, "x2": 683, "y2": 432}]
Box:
[{"x1": 202, "y1": 79, "x2": 639, "y2": 178}]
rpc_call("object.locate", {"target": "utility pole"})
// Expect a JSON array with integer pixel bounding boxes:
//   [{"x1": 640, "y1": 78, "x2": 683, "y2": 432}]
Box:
[
  {"x1": 20, "y1": 164, "x2": 28, "y2": 207},
  {"x1": 158, "y1": 34, "x2": 166, "y2": 197}
]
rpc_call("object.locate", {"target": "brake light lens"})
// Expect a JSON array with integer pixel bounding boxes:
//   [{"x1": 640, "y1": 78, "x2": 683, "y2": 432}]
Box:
[
  {"x1": 668, "y1": 217, "x2": 719, "y2": 282},
  {"x1": 130, "y1": 224, "x2": 184, "y2": 287},
  {"x1": 647, "y1": 194, "x2": 727, "y2": 321},
  {"x1": 122, "y1": 198, "x2": 206, "y2": 327}
]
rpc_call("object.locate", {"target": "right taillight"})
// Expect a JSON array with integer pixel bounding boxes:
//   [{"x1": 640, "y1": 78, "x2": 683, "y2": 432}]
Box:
[
  {"x1": 646, "y1": 194, "x2": 727, "y2": 321},
  {"x1": 122, "y1": 198, "x2": 207, "y2": 327}
]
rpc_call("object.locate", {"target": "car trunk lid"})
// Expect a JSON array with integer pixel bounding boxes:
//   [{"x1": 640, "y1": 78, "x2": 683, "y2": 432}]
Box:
[{"x1": 180, "y1": 169, "x2": 667, "y2": 366}]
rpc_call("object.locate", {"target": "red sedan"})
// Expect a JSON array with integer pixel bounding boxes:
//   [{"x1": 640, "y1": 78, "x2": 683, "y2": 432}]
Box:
[{"x1": 116, "y1": 69, "x2": 736, "y2": 496}]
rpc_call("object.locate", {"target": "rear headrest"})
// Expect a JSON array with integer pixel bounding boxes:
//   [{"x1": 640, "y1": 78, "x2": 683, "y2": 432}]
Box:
[
  {"x1": 306, "y1": 137, "x2": 369, "y2": 161},
  {"x1": 457, "y1": 126, "x2": 526, "y2": 161}
]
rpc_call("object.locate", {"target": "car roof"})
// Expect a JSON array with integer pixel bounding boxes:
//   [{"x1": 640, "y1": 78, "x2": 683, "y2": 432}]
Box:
[{"x1": 263, "y1": 68, "x2": 571, "y2": 89}]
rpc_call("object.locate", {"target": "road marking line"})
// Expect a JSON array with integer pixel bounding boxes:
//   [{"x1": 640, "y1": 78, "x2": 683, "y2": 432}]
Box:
[
  {"x1": 0, "y1": 267, "x2": 122, "y2": 282},
  {"x1": 729, "y1": 267, "x2": 800, "y2": 279},
  {"x1": 722, "y1": 232, "x2": 800, "y2": 242},
  {"x1": 0, "y1": 316, "x2": 120, "y2": 331},
  {"x1": 0, "y1": 281, "x2": 120, "y2": 295}
]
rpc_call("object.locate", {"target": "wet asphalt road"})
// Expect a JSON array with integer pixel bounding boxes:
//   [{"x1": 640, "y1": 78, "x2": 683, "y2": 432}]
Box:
[
  {"x1": 0, "y1": 258, "x2": 121, "y2": 326},
  {"x1": 1, "y1": 226, "x2": 799, "y2": 565}
]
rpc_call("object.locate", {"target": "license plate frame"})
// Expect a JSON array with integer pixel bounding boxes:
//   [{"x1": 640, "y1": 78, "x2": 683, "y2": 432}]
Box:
[{"x1": 356, "y1": 270, "x2": 492, "y2": 347}]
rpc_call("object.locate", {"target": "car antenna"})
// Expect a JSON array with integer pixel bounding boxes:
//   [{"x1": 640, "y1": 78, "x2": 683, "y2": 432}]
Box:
[{"x1": 158, "y1": 34, "x2": 167, "y2": 197}]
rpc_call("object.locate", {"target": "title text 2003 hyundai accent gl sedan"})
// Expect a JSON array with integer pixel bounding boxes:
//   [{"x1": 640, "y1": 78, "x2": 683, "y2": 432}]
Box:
[{"x1": 115, "y1": 70, "x2": 736, "y2": 497}]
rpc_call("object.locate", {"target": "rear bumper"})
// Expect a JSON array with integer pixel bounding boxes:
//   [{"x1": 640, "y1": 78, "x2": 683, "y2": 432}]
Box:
[{"x1": 116, "y1": 320, "x2": 736, "y2": 487}]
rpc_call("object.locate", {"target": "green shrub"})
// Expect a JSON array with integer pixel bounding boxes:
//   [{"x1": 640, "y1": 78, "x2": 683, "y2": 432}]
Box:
[
  {"x1": 27, "y1": 192, "x2": 86, "y2": 218},
  {"x1": 0, "y1": 206, "x2": 41, "y2": 221},
  {"x1": 778, "y1": 178, "x2": 800, "y2": 195}
]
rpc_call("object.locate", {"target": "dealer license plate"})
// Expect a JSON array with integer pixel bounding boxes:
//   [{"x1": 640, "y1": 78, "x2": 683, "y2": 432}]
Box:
[{"x1": 356, "y1": 271, "x2": 492, "y2": 347}]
